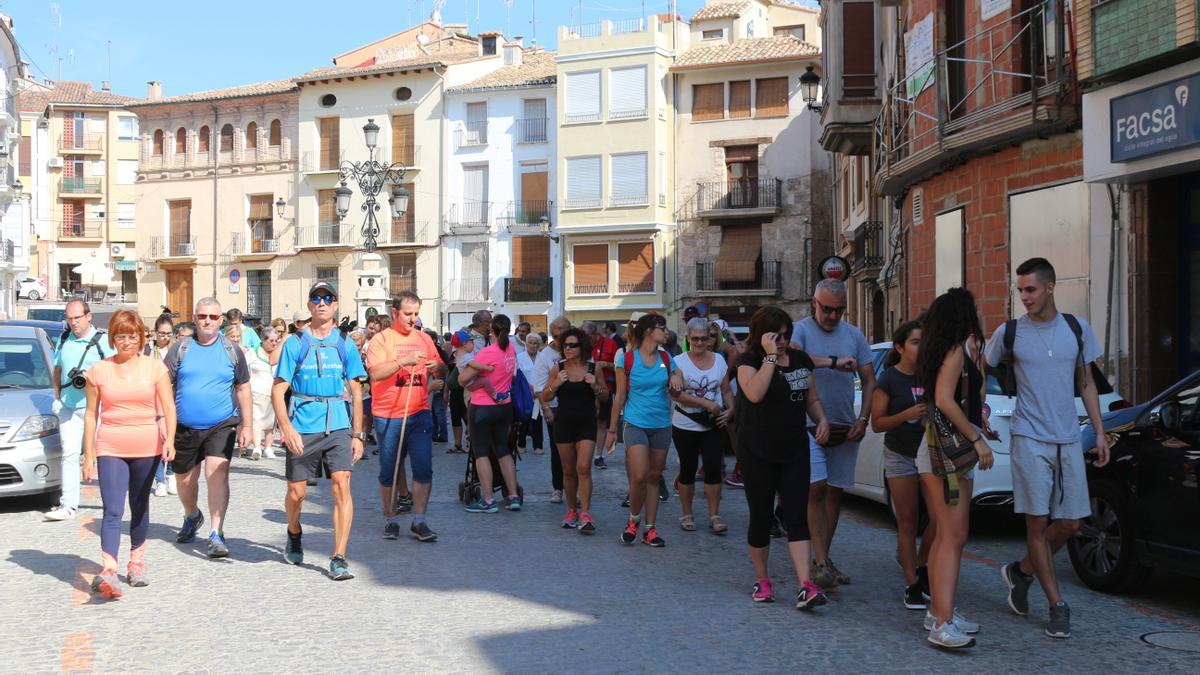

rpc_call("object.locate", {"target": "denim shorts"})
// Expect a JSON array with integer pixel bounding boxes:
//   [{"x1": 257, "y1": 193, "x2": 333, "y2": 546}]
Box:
[
  {"x1": 809, "y1": 436, "x2": 860, "y2": 489},
  {"x1": 376, "y1": 410, "x2": 434, "y2": 485},
  {"x1": 622, "y1": 422, "x2": 671, "y2": 452},
  {"x1": 883, "y1": 448, "x2": 919, "y2": 479}
]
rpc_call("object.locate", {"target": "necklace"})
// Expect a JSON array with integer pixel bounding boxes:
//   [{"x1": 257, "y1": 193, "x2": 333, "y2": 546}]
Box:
[{"x1": 1029, "y1": 317, "x2": 1058, "y2": 358}]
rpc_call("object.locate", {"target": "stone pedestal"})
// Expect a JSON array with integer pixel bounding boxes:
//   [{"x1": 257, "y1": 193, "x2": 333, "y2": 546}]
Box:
[{"x1": 355, "y1": 252, "x2": 388, "y2": 325}]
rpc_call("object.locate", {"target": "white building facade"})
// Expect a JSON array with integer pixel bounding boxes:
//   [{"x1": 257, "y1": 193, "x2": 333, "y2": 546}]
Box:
[{"x1": 0, "y1": 15, "x2": 25, "y2": 318}]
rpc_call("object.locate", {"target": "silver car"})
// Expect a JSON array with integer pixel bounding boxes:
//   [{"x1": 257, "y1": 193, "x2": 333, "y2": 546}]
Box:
[{"x1": 0, "y1": 325, "x2": 63, "y2": 506}]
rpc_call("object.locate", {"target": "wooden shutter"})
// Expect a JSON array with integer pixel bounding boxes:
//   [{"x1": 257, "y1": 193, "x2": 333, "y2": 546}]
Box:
[
  {"x1": 573, "y1": 244, "x2": 609, "y2": 293},
  {"x1": 609, "y1": 66, "x2": 647, "y2": 117},
  {"x1": 755, "y1": 78, "x2": 789, "y2": 117},
  {"x1": 389, "y1": 252, "x2": 417, "y2": 292},
  {"x1": 692, "y1": 83, "x2": 724, "y2": 121},
  {"x1": 842, "y1": 2, "x2": 876, "y2": 98},
  {"x1": 18, "y1": 136, "x2": 30, "y2": 174},
  {"x1": 715, "y1": 225, "x2": 762, "y2": 282},
  {"x1": 169, "y1": 200, "x2": 190, "y2": 237},
  {"x1": 617, "y1": 241, "x2": 654, "y2": 293},
  {"x1": 392, "y1": 182, "x2": 415, "y2": 240},
  {"x1": 198, "y1": 126, "x2": 210, "y2": 152},
  {"x1": 269, "y1": 119, "x2": 282, "y2": 146},
  {"x1": 220, "y1": 124, "x2": 234, "y2": 152},
  {"x1": 175, "y1": 128, "x2": 186, "y2": 153},
  {"x1": 512, "y1": 236, "x2": 550, "y2": 278},
  {"x1": 245, "y1": 122, "x2": 258, "y2": 149},
  {"x1": 729, "y1": 81, "x2": 751, "y2": 118},
  {"x1": 565, "y1": 71, "x2": 600, "y2": 120},
  {"x1": 391, "y1": 114, "x2": 414, "y2": 165},
  {"x1": 318, "y1": 189, "x2": 336, "y2": 224},
  {"x1": 320, "y1": 117, "x2": 340, "y2": 169},
  {"x1": 248, "y1": 194, "x2": 272, "y2": 220}
]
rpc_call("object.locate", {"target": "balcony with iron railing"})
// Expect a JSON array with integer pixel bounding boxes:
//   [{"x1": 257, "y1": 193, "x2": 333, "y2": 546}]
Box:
[
  {"x1": 0, "y1": 238, "x2": 14, "y2": 264},
  {"x1": 230, "y1": 231, "x2": 280, "y2": 258},
  {"x1": 379, "y1": 220, "x2": 431, "y2": 246},
  {"x1": 455, "y1": 121, "x2": 489, "y2": 149},
  {"x1": 499, "y1": 200, "x2": 553, "y2": 228},
  {"x1": 59, "y1": 220, "x2": 105, "y2": 239},
  {"x1": 504, "y1": 276, "x2": 553, "y2": 303},
  {"x1": 873, "y1": 0, "x2": 1072, "y2": 195},
  {"x1": 446, "y1": 201, "x2": 492, "y2": 234},
  {"x1": 60, "y1": 177, "x2": 103, "y2": 196},
  {"x1": 151, "y1": 234, "x2": 198, "y2": 259},
  {"x1": 617, "y1": 277, "x2": 654, "y2": 294},
  {"x1": 696, "y1": 178, "x2": 782, "y2": 217},
  {"x1": 695, "y1": 260, "x2": 782, "y2": 295},
  {"x1": 609, "y1": 190, "x2": 650, "y2": 208},
  {"x1": 852, "y1": 221, "x2": 884, "y2": 279},
  {"x1": 301, "y1": 150, "x2": 346, "y2": 174},
  {"x1": 142, "y1": 145, "x2": 292, "y2": 174},
  {"x1": 60, "y1": 134, "x2": 104, "y2": 154},
  {"x1": 388, "y1": 273, "x2": 417, "y2": 295},
  {"x1": 517, "y1": 118, "x2": 549, "y2": 144},
  {"x1": 296, "y1": 222, "x2": 356, "y2": 248},
  {"x1": 448, "y1": 276, "x2": 489, "y2": 303}
]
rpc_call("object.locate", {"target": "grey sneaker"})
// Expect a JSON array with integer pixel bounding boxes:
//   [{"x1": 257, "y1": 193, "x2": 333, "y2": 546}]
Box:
[
  {"x1": 410, "y1": 521, "x2": 438, "y2": 542},
  {"x1": 383, "y1": 522, "x2": 401, "y2": 540},
  {"x1": 126, "y1": 562, "x2": 149, "y2": 588},
  {"x1": 826, "y1": 557, "x2": 851, "y2": 585},
  {"x1": 284, "y1": 530, "x2": 303, "y2": 565},
  {"x1": 1001, "y1": 561, "x2": 1032, "y2": 616},
  {"x1": 206, "y1": 532, "x2": 229, "y2": 558},
  {"x1": 1046, "y1": 601, "x2": 1071, "y2": 639},
  {"x1": 928, "y1": 617, "x2": 975, "y2": 649},
  {"x1": 924, "y1": 609, "x2": 980, "y2": 634},
  {"x1": 810, "y1": 561, "x2": 838, "y2": 590}
]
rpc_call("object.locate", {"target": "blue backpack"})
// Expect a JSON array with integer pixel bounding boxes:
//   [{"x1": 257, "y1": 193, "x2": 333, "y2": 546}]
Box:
[{"x1": 511, "y1": 369, "x2": 534, "y2": 422}]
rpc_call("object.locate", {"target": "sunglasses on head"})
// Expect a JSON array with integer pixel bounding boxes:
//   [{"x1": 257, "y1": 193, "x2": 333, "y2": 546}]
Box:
[
  {"x1": 309, "y1": 295, "x2": 336, "y2": 305},
  {"x1": 195, "y1": 314, "x2": 222, "y2": 321}
]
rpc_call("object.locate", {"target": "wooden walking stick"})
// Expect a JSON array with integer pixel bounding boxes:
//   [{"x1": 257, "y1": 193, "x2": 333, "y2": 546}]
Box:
[{"x1": 387, "y1": 363, "x2": 420, "y2": 512}]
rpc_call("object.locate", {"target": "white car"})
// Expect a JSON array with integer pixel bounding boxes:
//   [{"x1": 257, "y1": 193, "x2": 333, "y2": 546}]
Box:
[
  {"x1": 17, "y1": 277, "x2": 47, "y2": 301},
  {"x1": 847, "y1": 343, "x2": 1126, "y2": 513}
]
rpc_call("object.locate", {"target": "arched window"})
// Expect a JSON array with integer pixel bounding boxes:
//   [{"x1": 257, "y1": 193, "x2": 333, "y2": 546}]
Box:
[
  {"x1": 269, "y1": 119, "x2": 281, "y2": 147},
  {"x1": 152, "y1": 129, "x2": 164, "y2": 156},
  {"x1": 175, "y1": 127, "x2": 187, "y2": 154},
  {"x1": 245, "y1": 122, "x2": 258, "y2": 149},
  {"x1": 198, "y1": 125, "x2": 210, "y2": 153},
  {"x1": 220, "y1": 124, "x2": 234, "y2": 152}
]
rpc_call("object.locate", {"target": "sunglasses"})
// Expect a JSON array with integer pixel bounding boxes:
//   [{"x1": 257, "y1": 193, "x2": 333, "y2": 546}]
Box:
[
  {"x1": 563, "y1": 341, "x2": 581, "y2": 349},
  {"x1": 195, "y1": 314, "x2": 222, "y2": 321},
  {"x1": 690, "y1": 335, "x2": 712, "y2": 342},
  {"x1": 309, "y1": 295, "x2": 336, "y2": 305},
  {"x1": 817, "y1": 302, "x2": 846, "y2": 316},
  {"x1": 155, "y1": 331, "x2": 172, "y2": 337},
  {"x1": 113, "y1": 334, "x2": 141, "y2": 343}
]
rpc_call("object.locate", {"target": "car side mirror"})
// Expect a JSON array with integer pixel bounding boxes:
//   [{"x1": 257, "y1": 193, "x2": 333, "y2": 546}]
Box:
[{"x1": 1151, "y1": 401, "x2": 1182, "y2": 434}]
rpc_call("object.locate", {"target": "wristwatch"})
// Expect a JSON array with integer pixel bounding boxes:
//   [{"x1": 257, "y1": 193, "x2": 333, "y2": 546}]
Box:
[
  {"x1": 353, "y1": 432, "x2": 367, "y2": 442},
  {"x1": 829, "y1": 355, "x2": 838, "y2": 370}
]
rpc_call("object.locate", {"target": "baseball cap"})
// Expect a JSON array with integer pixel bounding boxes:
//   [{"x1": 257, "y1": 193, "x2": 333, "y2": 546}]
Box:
[
  {"x1": 450, "y1": 329, "x2": 471, "y2": 348},
  {"x1": 683, "y1": 305, "x2": 700, "y2": 319},
  {"x1": 292, "y1": 311, "x2": 309, "y2": 323},
  {"x1": 308, "y1": 281, "x2": 338, "y2": 298}
]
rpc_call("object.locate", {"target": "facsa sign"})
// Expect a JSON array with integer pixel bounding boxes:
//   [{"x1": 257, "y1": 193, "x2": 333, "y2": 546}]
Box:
[{"x1": 1110, "y1": 73, "x2": 1200, "y2": 162}]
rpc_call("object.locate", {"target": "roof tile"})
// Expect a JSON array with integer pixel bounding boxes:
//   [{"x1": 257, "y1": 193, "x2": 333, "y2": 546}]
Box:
[
  {"x1": 28, "y1": 80, "x2": 141, "y2": 108},
  {"x1": 690, "y1": 1, "x2": 751, "y2": 22},
  {"x1": 446, "y1": 51, "x2": 556, "y2": 93},
  {"x1": 674, "y1": 35, "x2": 819, "y2": 68},
  {"x1": 128, "y1": 79, "x2": 298, "y2": 107}
]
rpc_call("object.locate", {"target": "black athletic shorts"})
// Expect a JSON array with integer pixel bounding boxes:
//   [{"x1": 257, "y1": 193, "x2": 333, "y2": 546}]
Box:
[
  {"x1": 286, "y1": 430, "x2": 355, "y2": 482},
  {"x1": 553, "y1": 413, "x2": 596, "y2": 445},
  {"x1": 171, "y1": 417, "x2": 239, "y2": 473},
  {"x1": 449, "y1": 390, "x2": 467, "y2": 427}
]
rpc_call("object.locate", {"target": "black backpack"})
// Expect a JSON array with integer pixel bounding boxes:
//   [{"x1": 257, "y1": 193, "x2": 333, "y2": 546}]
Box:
[{"x1": 1001, "y1": 314, "x2": 1111, "y2": 397}]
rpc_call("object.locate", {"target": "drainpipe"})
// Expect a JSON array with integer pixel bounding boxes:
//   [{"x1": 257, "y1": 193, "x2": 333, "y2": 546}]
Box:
[
  {"x1": 211, "y1": 105, "x2": 219, "y2": 296},
  {"x1": 434, "y1": 65, "x2": 448, "y2": 329}
]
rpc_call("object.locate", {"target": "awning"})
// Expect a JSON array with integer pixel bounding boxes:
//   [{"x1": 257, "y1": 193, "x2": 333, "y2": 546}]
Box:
[{"x1": 715, "y1": 226, "x2": 761, "y2": 283}]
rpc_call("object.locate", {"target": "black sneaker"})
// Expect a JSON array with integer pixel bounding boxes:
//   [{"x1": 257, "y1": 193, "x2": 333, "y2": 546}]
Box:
[
  {"x1": 621, "y1": 517, "x2": 638, "y2": 545},
  {"x1": 411, "y1": 521, "x2": 438, "y2": 542},
  {"x1": 904, "y1": 583, "x2": 928, "y2": 610},
  {"x1": 176, "y1": 511, "x2": 204, "y2": 543},
  {"x1": 383, "y1": 522, "x2": 401, "y2": 540},
  {"x1": 658, "y1": 477, "x2": 669, "y2": 502},
  {"x1": 1001, "y1": 561, "x2": 1033, "y2": 616},
  {"x1": 284, "y1": 530, "x2": 303, "y2": 565},
  {"x1": 621, "y1": 494, "x2": 631, "y2": 508},
  {"x1": 594, "y1": 456, "x2": 607, "y2": 470},
  {"x1": 917, "y1": 565, "x2": 931, "y2": 599},
  {"x1": 396, "y1": 493, "x2": 414, "y2": 514}
]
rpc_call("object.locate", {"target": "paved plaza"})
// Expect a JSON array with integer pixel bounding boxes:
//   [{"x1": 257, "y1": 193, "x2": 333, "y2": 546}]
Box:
[{"x1": 2, "y1": 442, "x2": 1198, "y2": 673}]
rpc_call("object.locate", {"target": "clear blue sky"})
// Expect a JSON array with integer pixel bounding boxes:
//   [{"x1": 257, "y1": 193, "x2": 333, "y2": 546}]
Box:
[{"x1": 7, "y1": 0, "x2": 816, "y2": 100}]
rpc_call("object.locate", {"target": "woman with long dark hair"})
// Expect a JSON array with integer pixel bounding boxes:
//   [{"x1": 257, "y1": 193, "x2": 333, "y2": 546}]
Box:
[
  {"x1": 606, "y1": 313, "x2": 682, "y2": 547},
  {"x1": 872, "y1": 320, "x2": 935, "y2": 609},
  {"x1": 459, "y1": 314, "x2": 521, "y2": 513},
  {"x1": 735, "y1": 306, "x2": 831, "y2": 609},
  {"x1": 915, "y1": 288, "x2": 995, "y2": 649},
  {"x1": 542, "y1": 326, "x2": 607, "y2": 532}
]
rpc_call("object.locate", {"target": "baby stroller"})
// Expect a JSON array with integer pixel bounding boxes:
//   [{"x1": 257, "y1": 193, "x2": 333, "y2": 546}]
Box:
[{"x1": 457, "y1": 434, "x2": 525, "y2": 505}]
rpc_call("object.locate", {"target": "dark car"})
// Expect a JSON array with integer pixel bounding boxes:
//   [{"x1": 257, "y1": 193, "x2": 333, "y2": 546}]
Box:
[{"x1": 1070, "y1": 371, "x2": 1200, "y2": 592}]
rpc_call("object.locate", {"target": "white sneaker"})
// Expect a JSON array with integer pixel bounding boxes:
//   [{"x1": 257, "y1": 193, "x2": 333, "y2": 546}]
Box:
[
  {"x1": 44, "y1": 506, "x2": 76, "y2": 521},
  {"x1": 166, "y1": 475, "x2": 178, "y2": 495},
  {"x1": 927, "y1": 618, "x2": 975, "y2": 649},
  {"x1": 550, "y1": 490, "x2": 563, "y2": 504},
  {"x1": 153, "y1": 481, "x2": 168, "y2": 497},
  {"x1": 251, "y1": 446, "x2": 262, "y2": 460},
  {"x1": 924, "y1": 609, "x2": 980, "y2": 634},
  {"x1": 263, "y1": 446, "x2": 278, "y2": 459}
]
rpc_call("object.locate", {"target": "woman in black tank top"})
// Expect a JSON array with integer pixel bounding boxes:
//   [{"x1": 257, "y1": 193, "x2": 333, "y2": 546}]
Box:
[{"x1": 542, "y1": 327, "x2": 608, "y2": 533}]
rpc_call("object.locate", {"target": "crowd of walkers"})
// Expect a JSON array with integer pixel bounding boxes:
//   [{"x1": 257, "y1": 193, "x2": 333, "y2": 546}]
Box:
[{"x1": 46, "y1": 257, "x2": 1107, "y2": 650}]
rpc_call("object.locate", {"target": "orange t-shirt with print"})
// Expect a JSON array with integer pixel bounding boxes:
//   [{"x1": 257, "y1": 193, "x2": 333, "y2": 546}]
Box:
[
  {"x1": 86, "y1": 355, "x2": 168, "y2": 458},
  {"x1": 366, "y1": 327, "x2": 442, "y2": 418}
]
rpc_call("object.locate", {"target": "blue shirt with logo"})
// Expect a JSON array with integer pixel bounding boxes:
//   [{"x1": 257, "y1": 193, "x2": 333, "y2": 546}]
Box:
[
  {"x1": 615, "y1": 348, "x2": 677, "y2": 429},
  {"x1": 174, "y1": 337, "x2": 250, "y2": 429},
  {"x1": 276, "y1": 331, "x2": 367, "y2": 435},
  {"x1": 52, "y1": 326, "x2": 112, "y2": 409}
]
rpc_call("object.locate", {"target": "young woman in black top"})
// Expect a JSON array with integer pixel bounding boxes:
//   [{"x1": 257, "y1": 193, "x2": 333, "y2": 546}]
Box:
[
  {"x1": 542, "y1": 327, "x2": 608, "y2": 533},
  {"x1": 915, "y1": 288, "x2": 995, "y2": 649},
  {"x1": 871, "y1": 320, "x2": 935, "y2": 610},
  {"x1": 735, "y1": 306, "x2": 831, "y2": 610}
]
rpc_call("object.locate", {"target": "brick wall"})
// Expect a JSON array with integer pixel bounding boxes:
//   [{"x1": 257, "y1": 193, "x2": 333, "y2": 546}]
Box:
[
  {"x1": 62, "y1": 113, "x2": 73, "y2": 147},
  {"x1": 905, "y1": 133, "x2": 1082, "y2": 329},
  {"x1": 1092, "y1": 0, "x2": 1177, "y2": 75}
]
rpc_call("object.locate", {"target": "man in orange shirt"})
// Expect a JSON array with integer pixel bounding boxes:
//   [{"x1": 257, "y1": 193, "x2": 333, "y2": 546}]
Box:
[{"x1": 367, "y1": 290, "x2": 445, "y2": 542}]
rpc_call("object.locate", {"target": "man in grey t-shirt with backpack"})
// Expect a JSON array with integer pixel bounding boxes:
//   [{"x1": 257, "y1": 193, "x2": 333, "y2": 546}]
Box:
[{"x1": 983, "y1": 258, "x2": 1110, "y2": 641}]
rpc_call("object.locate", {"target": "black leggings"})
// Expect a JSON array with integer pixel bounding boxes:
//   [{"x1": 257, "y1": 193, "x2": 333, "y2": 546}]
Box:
[
  {"x1": 471, "y1": 403, "x2": 514, "y2": 459},
  {"x1": 672, "y1": 427, "x2": 725, "y2": 486},
  {"x1": 740, "y1": 449, "x2": 810, "y2": 547},
  {"x1": 517, "y1": 416, "x2": 544, "y2": 450}
]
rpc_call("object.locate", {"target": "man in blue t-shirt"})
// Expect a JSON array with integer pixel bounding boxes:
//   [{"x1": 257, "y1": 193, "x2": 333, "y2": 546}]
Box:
[
  {"x1": 790, "y1": 278, "x2": 876, "y2": 590},
  {"x1": 164, "y1": 297, "x2": 252, "y2": 558},
  {"x1": 272, "y1": 282, "x2": 366, "y2": 581}
]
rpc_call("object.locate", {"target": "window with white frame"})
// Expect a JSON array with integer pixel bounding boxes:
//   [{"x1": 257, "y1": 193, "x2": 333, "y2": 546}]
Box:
[
  {"x1": 118, "y1": 116, "x2": 138, "y2": 141},
  {"x1": 117, "y1": 202, "x2": 135, "y2": 229},
  {"x1": 565, "y1": 155, "x2": 601, "y2": 208},
  {"x1": 657, "y1": 152, "x2": 667, "y2": 206},
  {"x1": 702, "y1": 28, "x2": 723, "y2": 40},
  {"x1": 609, "y1": 152, "x2": 648, "y2": 207},
  {"x1": 609, "y1": 66, "x2": 647, "y2": 119},
  {"x1": 565, "y1": 70, "x2": 601, "y2": 122},
  {"x1": 117, "y1": 160, "x2": 138, "y2": 185}
]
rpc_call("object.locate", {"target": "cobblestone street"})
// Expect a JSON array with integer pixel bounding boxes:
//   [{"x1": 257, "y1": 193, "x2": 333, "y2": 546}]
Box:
[{"x1": 3, "y1": 442, "x2": 1198, "y2": 673}]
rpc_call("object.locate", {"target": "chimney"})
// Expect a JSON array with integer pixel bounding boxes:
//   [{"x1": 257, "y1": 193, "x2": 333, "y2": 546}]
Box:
[
  {"x1": 503, "y1": 42, "x2": 523, "y2": 67},
  {"x1": 147, "y1": 81, "x2": 162, "y2": 101},
  {"x1": 512, "y1": 35, "x2": 524, "y2": 47},
  {"x1": 100, "y1": 81, "x2": 110, "y2": 91}
]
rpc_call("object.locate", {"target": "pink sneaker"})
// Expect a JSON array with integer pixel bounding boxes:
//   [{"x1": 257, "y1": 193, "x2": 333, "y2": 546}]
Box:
[{"x1": 752, "y1": 578, "x2": 775, "y2": 603}]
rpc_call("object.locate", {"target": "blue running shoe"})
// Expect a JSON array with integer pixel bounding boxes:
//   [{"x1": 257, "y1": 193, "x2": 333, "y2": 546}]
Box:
[
  {"x1": 465, "y1": 499, "x2": 499, "y2": 514},
  {"x1": 176, "y1": 511, "x2": 204, "y2": 543},
  {"x1": 284, "y1": 530, "x2": 303, "y2": 565},
  {"x1": 207, "y1": 531, "x2": 229, "y2": 558},
  {"x1": 329, "y1": 555, "x2": 354, "y2": 581}
]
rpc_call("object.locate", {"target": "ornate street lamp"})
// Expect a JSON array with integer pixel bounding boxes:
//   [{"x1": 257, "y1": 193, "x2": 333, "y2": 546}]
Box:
[
  {"x1": 334, "y1": 118, "x2": 408, "y2": 251},
  {"x1": 538, "y1": 214, "x2": 558, "y2": 242},
  {"x1": 275, "y1": 196, "x2": 286, "y2": 219},
  {"x1": 799, "y1": 66, "x2": 822, "y2": 112}
]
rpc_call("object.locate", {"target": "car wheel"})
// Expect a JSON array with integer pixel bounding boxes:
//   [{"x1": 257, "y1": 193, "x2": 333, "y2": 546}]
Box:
[
  {"x1": 1067, "y1": 480, "x2": 1153, "y2": 593},
  {"x1": 27, "y1": 290, "x2": 41, "y2": 301}
]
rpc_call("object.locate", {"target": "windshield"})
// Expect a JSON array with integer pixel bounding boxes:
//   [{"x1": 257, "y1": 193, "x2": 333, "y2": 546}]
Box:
[
  {"x1": 0, "y1": 338, "x2": 54, "y2": 388},
  {"x1": 27, "y1": 307, "x2": 65, "y2": 321}
]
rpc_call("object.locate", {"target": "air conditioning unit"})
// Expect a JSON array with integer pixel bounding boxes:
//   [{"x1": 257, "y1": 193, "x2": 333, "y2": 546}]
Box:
[
  {"x1": 47, "y1": 157, "x2": 64, "y2": 168},
  {"x1": 177, "y1": 242, "x2": 196, "y2": 256},
  {"x1": 110, "y1": 243, "x2": 126, "y2": 258}
]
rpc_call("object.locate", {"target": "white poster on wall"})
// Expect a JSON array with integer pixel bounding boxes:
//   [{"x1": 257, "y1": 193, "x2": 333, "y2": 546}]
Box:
[
  {"x1": 981, "y1": 0, "x2": 1012, "y2": 21},
  {"x1": 904, "y1": 13, "x2": 935, "y2": 97}
]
